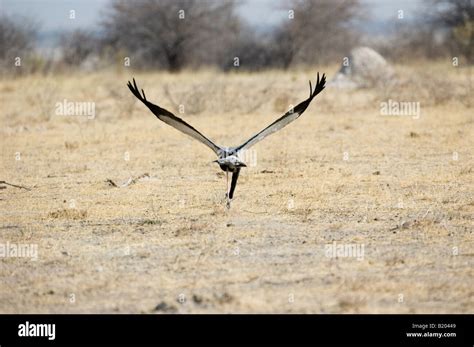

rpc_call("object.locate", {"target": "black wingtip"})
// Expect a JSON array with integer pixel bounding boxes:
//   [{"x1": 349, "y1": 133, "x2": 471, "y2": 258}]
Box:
[
  {"x1": 127, "y1": 80, "x2": 135, "y2": 94},
  {"x1": 311, "y1": 72, "x2": 326, "y2": 98},
  {"x1": 127, "y1": 77, "x2": 149, "y2": 103},
  {"x1": 127, "y1": 78, "x2": 136, "y2": 90}
]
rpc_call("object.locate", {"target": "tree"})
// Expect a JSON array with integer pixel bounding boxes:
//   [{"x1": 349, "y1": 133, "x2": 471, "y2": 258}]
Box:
[
  {"x1": 271, "y1": 0, "x2": 364, "y2": 68},
  {"x1": 0, "y1": 15, "x2": 37, "y2": 72},
  {"x1": 429, "y1": 0, "x2": 474, "y2": 63},
  {"x1": 59, "y1": 30, "x2": 98, "y2": 66},
  {"x1": 102, "y1": 0, "x2": 240, "y2": 71}
]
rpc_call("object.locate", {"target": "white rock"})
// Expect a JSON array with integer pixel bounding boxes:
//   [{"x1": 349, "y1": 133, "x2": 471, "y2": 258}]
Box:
[{"x1": 331, "y1": 46, "x2": 395, "y2": 88}]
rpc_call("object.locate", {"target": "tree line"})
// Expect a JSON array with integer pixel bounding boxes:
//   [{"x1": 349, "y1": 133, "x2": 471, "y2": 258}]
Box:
[{"x1": 0, "y1": 0, "x2": 472, "y2": 74}]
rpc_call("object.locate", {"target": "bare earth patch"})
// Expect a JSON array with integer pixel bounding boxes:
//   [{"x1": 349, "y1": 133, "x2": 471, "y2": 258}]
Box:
[{"x1": 0, "y1": 64, "x2": 473, "y2": 313}]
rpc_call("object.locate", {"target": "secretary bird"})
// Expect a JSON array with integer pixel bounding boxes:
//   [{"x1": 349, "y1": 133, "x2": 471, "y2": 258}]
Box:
[{"x1": 127, "y1": 73, "x2": 326, "y2": 208}]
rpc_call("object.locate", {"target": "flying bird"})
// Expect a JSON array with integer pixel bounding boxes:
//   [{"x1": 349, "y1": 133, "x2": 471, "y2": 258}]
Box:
[{"x1": 127, "y1": 73, "x2": 326, "y2": 208}]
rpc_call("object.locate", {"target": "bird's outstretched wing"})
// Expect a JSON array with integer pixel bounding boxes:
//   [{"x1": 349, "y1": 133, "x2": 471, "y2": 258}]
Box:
[
  {"x1": 234, "y1": 73, "x2": 326, "y2": 152},
  {"x1": 127, "y1": 78, "x2": 222, "y2": 155}
]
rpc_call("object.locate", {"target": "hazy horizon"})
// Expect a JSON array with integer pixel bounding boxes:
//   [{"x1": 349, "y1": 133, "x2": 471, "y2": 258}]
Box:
[{"x1": 1, "y1": 0, "x2": 424, "y2": 48}]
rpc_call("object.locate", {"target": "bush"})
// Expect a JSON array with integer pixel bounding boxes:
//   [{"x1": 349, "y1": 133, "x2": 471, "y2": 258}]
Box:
[{"x1": 0, "y1": 15, "x2": 37, "y2": 74}]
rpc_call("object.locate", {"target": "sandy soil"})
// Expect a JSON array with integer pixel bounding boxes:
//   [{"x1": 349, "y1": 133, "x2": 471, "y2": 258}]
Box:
[{"x1": 0, "y1": 64, "x2": 473, "y2": 313}]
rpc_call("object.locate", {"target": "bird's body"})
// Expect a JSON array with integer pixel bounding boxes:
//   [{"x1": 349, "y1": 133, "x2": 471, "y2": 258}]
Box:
[
  {"x1": 127, "y1": 73, "x2": 326, "y2": 208},
  {"x1": 215, "y1": 154, "x2": 247, "y2": 172}
]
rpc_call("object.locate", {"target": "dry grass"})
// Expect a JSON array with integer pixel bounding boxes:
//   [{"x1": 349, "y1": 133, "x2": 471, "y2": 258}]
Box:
[{"x1": 0, "y1": 62, "x2": 473, "y2": 313}]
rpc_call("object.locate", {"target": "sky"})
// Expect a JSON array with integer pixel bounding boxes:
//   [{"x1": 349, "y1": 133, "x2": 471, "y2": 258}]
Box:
[{"x1": 0, "y1": 0, "x2": 424, "y2": 44}]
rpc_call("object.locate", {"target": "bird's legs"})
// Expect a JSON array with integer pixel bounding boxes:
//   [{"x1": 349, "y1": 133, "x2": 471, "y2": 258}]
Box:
[{"x1": 225, "y1": 171, "x2": 231, "y2": 209}]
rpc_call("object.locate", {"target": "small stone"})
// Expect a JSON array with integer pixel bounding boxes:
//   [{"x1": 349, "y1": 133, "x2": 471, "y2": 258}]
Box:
[
  {"x1": 154, "y1": 301, "x2": 177, "y2": 313},
  {"x1": 192, "y1": 295, "x2": 203, "y2": 304}
]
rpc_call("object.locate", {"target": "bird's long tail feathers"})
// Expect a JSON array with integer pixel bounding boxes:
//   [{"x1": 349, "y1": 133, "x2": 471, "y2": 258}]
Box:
[{"x1": 229, "y1": 169, "x2": 240, "y2": 200}]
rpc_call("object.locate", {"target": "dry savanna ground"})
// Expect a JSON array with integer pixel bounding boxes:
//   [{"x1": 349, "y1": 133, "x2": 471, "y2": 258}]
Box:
[{"x1": 0, "y1": 62, "x2": 473, "y2": 313}]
